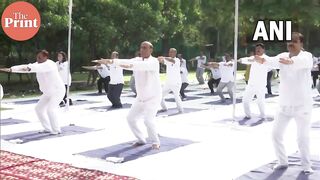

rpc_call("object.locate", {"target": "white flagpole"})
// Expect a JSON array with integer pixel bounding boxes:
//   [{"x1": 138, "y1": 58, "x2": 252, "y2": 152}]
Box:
[
  {"x1": 232, "y1": 0, "x2": 239, "y2": 121},
  {"x1": 67, "y1": 0, "x2": 73, "y2": 125}
]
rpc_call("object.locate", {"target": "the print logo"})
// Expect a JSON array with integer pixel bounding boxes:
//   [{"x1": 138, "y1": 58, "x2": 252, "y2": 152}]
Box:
[{"x1": 1, "y1": 1, "x2": 41, "y2": 41}]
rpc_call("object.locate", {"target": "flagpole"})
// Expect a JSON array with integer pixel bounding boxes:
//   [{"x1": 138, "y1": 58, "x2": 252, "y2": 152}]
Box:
[
  {"x1": 232, "y1": 0, "x2": 239, "y2": 121},
  {"x1": 67, "y1": 0, "x2": 73, "y2": 125}
]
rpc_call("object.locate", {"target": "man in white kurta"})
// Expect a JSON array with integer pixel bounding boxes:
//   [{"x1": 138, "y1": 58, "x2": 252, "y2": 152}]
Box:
[
  {"x1": 191, "y1": 52, "x2": 206, "y2": 84},
  {"x1": 212, "y1": 54, "x2": 234, "y2": 102},
  {"x1": 107, "y1": 51, "x2": 124, "y2": 108},
  {"x1": 159, "y1": 48, "x2": 184, "y2": 113},
  {"x1": 239, "y1": 43, "x2": 270, "y2": 119},
  {"x1": 1, "y1": 50, "x2": 65, "y2": 134},
  {"x1": 255, "y1": 32, "x2": 314, "y2": 174},
  {"x1": 178, "y1": 54, "x2": 189, "y2": 100},
  {"x1": 95, "y1": 41, "x2": 162, "y2": 149},
  {"x1": 56, "y1": 51, "x2": 72, "y2": 105}
]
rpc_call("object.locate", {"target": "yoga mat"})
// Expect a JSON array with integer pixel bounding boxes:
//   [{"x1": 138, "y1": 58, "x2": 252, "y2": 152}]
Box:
[
  {"x1": 214, "y1": 116, "x2": 274, "y2": 127},
  {"x1": 165, "y1": 96, "x2": 202, "y2": 102},
  {"x1": 13, "y1": 99, "x2": 39, "y2": 105},
  {"x1": 80, "y1": 92, "x2": 107, "y2": 96},
  {"x1": 76, "y1": 136, "x2": 195, "y2": 163},
  {"x1": 0, "y1": 118, "x2": 29, "y2": 126},
  {"x1": 87, "y1": 103, "x2": 132, "y2": 112},
  {"x1": 203, "y1": 98, "x2": 242, "y2": 105},
  {"x1": 157, "y1": 107, "x2": 207, "y2": 117},
  {"x1": 236, "y1": 154, "x2": 320, "y2": 180},
  {"x1": 2, "y1": 126, "x2": 101, "y2": 144},
  {"x1": 195, "y1": 92, "x2": 228, "y2": 96}
]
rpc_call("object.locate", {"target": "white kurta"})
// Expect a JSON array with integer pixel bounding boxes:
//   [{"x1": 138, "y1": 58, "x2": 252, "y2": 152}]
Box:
[
  {"x1": 109, "y1": 64, "x2": 124, "y2": 85},
  {"x1": 196, "y1": 56, "x2": 206, "y2": 69},
  {"x1": 180, "y1": 58, "x2": 188, "y2": 83},
  {"x1": 114, "y1": 56, "x2": 162, "y2": 145},
  {"x1": 56, "y1": 61, "x2": 71, "y2": 86},
  {"x1": 265, "y1": 51, "x2": 313, "y2": 170},
  {"x1": 218, "y1": 62, "x2": 234, "y2": 83},
  {"x1": 11, "y1": 60, "x2": 65, "y2": 134},
  {"x1": 161, "y1": 58, "x2": 183, "y2": 112},
  {"x1": 240, "y1": 54, "x2": 270, "y2": 118},
  {"x1": 97, "y1": 64, "x2": 110, "y2": 78},
  {"x1": 211, "y1": 68, "x2": 221, "y2": 80}
]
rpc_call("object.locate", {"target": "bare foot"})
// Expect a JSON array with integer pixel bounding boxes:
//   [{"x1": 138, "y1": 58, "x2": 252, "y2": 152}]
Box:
[{"x1": 152, "y1": 144, "x2": 160, "y2": 150}]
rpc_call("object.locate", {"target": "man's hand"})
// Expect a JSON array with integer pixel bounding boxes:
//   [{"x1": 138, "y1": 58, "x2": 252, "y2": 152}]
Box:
[
  {"x1": 92, "y1": 59, "x2": 113, "y2": 64},
  {"x1": 119, "y1": 64, "x2": 133, "y2": 69},
  {"x1": 0, "y1": 68, "x2": 11, "y2": 72},
  {"x1": 279, "y1": 58, "x2": 293, "y2": 65},
  {"x1": 157, "y1": 56, "x2": 165, "y2": 63}
]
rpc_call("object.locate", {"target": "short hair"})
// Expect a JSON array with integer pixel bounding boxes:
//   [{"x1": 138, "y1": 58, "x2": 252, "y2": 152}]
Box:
[
  {"x1": 169, "y1": 48, "x2": 177, "y2": 52},
  {"x1": 292, "y1": 32, "x2": 304, "y2": 43},
  {"x1": 58, "y1": 51, "x2": 67, "y2": 62},
  {"x1": 112, "y1": 51, "x2": 119, "y2": 58},
  {"x1": 255, "y1": 43, "x2": 265, "y2": 49},
  {"x1": 38, "y1": 50, "x2": 49, "y2": 58}
]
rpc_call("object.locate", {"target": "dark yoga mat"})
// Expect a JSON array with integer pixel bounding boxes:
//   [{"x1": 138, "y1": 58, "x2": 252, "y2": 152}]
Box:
[
  {"x1": 87, "y1": 103, "x2": 132, "y2": 112},
  {"x1": 71, "y1": 100, "x2": 101, "y2": 106},
  {"x1": 1, "y1": 126, "x2": 101, "y2": 144},
  {"x1": 0, "y1": 118, "x2": 29, "y2": 126},
  {"x1": 195, "y1": 92, "x2": 228, "y2": 96},
  {"x1": 157, "y1": 107, "x2": 207, "y2": 117},
  {"x1": 165, "y1": 96, "x2": 202, "y2": 102},
  {"x1": 76, "y1": 136, "x2": 195, "y2": 163},
  {"x1": 236, "y1": 154, "x2": 320, "y2": 180},
  {"x1": 203, "y1": 98, "x2": 242, "y2": 105},
  {"x1": 214, "y1": 116, "x2": 274, "y2": 127},
  {"x1": 80, "y1": 92, "x2": 107, "y2": 96},
  {"x1": 13, "y1": 99, "x2": 39, "y2": 105},
  {"x1": 12, "y1": 99, "x2": 99, "y2": 106}
]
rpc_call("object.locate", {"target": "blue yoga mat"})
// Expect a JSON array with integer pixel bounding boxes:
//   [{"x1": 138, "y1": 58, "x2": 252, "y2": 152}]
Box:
[
  {"x1": 165, "y1": 96, "x2": 202, "y2": 102},
  {"x1": 195, "y1": 92, "x2": 228, "y2": 96},
  {"x1": 1, "y1": 125, "x2": 100, "y2": 144},
  {"x1": 203, "y1": 98, "x2": 242, "y2": 105},
  {"x1": 80, "y1": 92, "x2": 107, "y2": 96},
  {"x1": 214, "y1": 116, "x2": 274, "y2": 127},
  {"x1": 0, "y1": 118, "x2": 29, "y2": 126},
  {"x1": 236, "y1": 154, "x2": 320, "y2": 180},
  {"x1": 13, "y1": 99, "x2": 39, "y2": 105},
  {"x1": 76, "y1": 136, "x2": 195, "y2": 163},
  {"x1": 87, "y1": 103, "x2": 132, "y2": 112},
  {"x1": 157, "y1": 107, "x2": 207, "y2": 117}
]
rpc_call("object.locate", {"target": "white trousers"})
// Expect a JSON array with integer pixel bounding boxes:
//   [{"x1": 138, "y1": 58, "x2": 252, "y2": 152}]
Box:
[
  {"x1": 161, "y1": 83, "x2": 183, "y2": 111},
  {"x1": 127, "y1": 97, "x2": 161, "y2": 145},
  {"x1": 35, "y1": 92, "x2": 64, "y2": 133},
  {"x1": 272, "y1": 105, "x2": 312, "y2": 169},
  {"x1": 242, "y1": 85, "x2": 265, "y2": 117}
]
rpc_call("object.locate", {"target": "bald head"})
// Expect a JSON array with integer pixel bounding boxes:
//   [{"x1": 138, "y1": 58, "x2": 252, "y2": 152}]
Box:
[
  {"x1": 169, "y1": 48, "x2": 177, "y2": 58},
  {"x1": 140, "y1": 41, "x2": 153, "y2": 58}
]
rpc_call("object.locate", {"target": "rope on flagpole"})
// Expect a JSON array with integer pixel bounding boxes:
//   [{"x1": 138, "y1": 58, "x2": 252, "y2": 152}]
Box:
[
  {"x1": 67, "y1": 0, "x2": 73, "y2": 126},
  {"x1": 232, "y1": 0, "x2": 239, "y2": 121}
]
